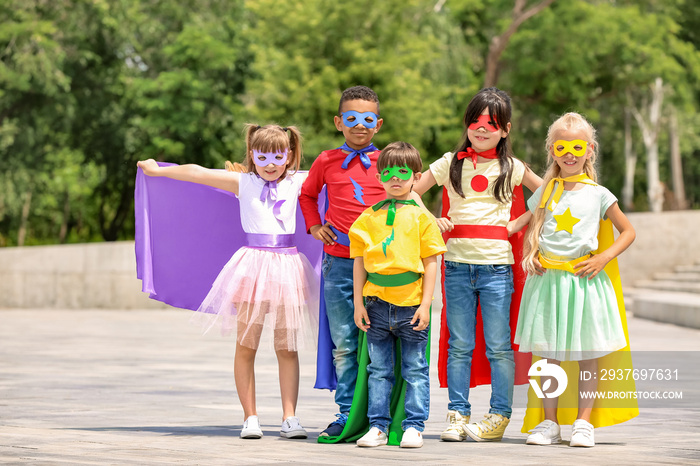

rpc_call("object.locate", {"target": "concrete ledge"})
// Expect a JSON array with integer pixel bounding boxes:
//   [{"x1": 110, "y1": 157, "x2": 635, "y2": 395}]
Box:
[
  {"x1": 617, "y1": 210, "x2": 700, "y2": 285},
  {"x1": 0, "y1": 242, "x2": 166, "y2": 310},
  {"x1": 631, "y1": 289, "x2": 700, "y2": 329},
  {"x1": 653, "y1": 272, "x2": 700, "y2": 282},
  {"x1": 634, "y1": 280, "x2": 700, "y2": 294}
]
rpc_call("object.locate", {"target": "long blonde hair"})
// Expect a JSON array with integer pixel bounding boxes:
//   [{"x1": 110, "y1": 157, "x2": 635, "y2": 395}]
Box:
[
  {"x1": 522, "y1": 112, "x2": 599, "y2": 274},
  {"x1": 225, "y1": 124, "x2": 303, "y2": 179}
]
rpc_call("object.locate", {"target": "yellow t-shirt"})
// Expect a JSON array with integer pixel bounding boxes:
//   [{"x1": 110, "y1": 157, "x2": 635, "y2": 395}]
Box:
[
  {"x1": 349, "y1": 204, "x2": 447, "y2": 307},
  {"x1": 429, "y1": 152, "x2": 525, "y2": 265}
]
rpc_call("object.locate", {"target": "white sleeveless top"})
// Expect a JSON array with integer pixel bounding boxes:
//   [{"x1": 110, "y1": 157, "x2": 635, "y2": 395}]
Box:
[{"x1": 237, "y1": 172, "x2": 303, "y2": 235}]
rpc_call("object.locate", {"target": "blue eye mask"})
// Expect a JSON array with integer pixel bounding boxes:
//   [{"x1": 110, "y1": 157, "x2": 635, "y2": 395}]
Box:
[{"x1": 342, "y1": 111, "x2": 378, "y2": 129}]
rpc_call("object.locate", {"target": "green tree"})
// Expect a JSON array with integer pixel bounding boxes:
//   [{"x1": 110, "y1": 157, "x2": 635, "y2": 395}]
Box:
[
  {"x1": 495, "y1": 0, "x2": 700, "y2": 210},
  {"x1": 80, "y1": 0, "x2": 251, "y2": 240},
  {"x1": 0, "y1": 0, "x2": 80, "y2": 245},
  {"x1": 241, "y1": 0, "x2": 474, "y2": 164},
  {"x1": 0, "y1": 0, "x2": 252, "y2": 243}
]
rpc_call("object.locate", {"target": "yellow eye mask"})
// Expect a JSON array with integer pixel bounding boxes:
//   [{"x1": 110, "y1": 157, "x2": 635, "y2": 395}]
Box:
[{"x1": 553, "y1": 139, "x2": 588, "y2": 158}]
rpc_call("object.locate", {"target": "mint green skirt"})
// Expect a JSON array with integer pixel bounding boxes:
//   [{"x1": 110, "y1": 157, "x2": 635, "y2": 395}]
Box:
[{"x1": 515, "y1": 269, "x2": 626, "y2": 361}]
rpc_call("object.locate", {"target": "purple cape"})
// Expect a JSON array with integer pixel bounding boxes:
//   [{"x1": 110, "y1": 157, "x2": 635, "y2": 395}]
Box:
[{"x1": 134, "y1": 164, "x2": 337, "y2": 389}]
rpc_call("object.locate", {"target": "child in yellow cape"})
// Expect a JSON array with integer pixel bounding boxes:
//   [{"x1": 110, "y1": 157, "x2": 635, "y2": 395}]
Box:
[{"x1": 511, "y1": 112, "x2": 638, "y2": 447}]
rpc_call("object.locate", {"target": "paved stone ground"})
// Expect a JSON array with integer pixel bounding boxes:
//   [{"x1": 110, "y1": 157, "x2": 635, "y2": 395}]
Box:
[{"x1": 1, "y1": 309, "x2": 699, "y2": 465}]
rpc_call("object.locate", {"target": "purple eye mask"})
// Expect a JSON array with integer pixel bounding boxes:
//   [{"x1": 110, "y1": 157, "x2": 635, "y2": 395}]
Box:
[{"x1": 252, "y1": 149, "x2": 289, "y2": 167}]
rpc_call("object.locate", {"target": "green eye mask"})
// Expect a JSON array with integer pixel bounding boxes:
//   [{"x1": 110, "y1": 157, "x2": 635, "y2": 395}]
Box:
[{"x1": 380, "y1": 165, "x2": 413, "y2": 182}]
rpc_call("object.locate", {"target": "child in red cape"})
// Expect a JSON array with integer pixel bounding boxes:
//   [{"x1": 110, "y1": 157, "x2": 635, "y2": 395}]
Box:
[{"x1": 413, "y1": 87, "x2": 541, "y2": 442}]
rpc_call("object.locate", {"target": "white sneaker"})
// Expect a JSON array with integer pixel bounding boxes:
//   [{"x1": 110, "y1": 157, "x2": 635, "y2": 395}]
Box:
[
  {"x1": 240, "y1": 415, "x2": 263, "y2": 439},
  {"x1": 400, "y1": 427, "x2": 423, "y2": 448},
  {"x1": 280, "y1": 416, "x2": 307, "y2": 439},
  {"x1": 526, "y1": 420, "x2": 562, "y2": 445},
  {"x1": 440, "y1": 410, "x2": 470, "y2": 442},
  {"x1": 570, "y1": 419, "x2": 595, "y2": 447},
  {"x1": 356, "y1": 426, "x2": 388, "y2": 447}
]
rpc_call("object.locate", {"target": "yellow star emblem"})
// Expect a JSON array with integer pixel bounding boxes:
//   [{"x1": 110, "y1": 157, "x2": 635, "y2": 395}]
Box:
[{"x1": 553, "y1": 207, "x2": 580, "y2": 234}]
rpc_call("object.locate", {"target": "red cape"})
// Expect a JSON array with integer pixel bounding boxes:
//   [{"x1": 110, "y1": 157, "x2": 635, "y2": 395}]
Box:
[{"x1": 437, "y1": 184, "x2": 531, "y2": 388}]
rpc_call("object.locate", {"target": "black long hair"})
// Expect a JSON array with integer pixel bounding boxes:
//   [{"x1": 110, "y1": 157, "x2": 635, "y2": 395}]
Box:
[{"x1": 449, "y1": 87, "x2": 515, "y2": 203}]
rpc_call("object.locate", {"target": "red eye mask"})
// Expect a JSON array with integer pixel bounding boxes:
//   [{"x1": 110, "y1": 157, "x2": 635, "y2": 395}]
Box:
[{"x1": 468, "y1": 114, "x2": 499, "y2": 133}]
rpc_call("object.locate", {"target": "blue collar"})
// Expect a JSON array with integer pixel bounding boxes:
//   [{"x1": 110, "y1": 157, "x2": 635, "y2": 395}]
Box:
[{"x1": 338, "y1": 142, "x2": 378, "y2": 169}]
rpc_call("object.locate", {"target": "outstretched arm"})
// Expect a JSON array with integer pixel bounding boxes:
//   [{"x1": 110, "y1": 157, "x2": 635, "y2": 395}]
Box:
[
  {"x1": 412, "y1": 169, "x2": 454, "y2": 232},
  {"x1": 574, "y1": 202, "x2": 636, "y2": 279},
  {"x1": 412, "y1": 169, "x2": 437, "y2": 196},
  {"x1": 507, "y1": 211, "x2": 532, "y2": 236},
  {"x1": 137, "y1": 159, "x2": 241, "y2": 195},
  {"x1": 521, "y1": 165, "x2": 543, "y2": 192},
  {"x1": 410, "y1": 190, "x2": 429, "y2": 211}
]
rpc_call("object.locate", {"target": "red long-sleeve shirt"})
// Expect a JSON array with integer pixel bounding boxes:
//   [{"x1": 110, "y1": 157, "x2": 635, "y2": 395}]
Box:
[{"x1": 299, "y1": 148, "x2": 386, "y2": 258}]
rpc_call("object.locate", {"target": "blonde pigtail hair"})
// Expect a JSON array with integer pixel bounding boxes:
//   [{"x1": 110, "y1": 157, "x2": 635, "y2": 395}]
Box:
[
  {"x1": 522, "y1": 112, "x2": 599, "y2": 275},
  {"x1": 285, "y1": 125, "x2": 303, "y2": 174},
  {"x1": 225, "y1": 161, "x2": 248, "y2": 172},
  {"x1": 243, "y1": 124, "x2": 262, "y2": 174}
]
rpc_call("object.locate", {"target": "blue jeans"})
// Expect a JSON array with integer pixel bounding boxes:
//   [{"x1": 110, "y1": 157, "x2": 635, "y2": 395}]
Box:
[
  {"x1": 444, "y1": 262, "x2": 515, "y2": 418},
  {"x1": 365, "y1": 296, "x2": 430, "y2": 432},
  {"x1": 322, "y1": 253, "x2": 359, "y2": 414}
]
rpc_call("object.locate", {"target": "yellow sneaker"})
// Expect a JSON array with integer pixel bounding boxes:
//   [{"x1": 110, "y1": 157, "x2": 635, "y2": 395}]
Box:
[
  {"x1": 464, "y1": 413, "x2": 509, "y2": 442},
  {"x1": 440, "y1": 410, "x2": 470, "y2": 442}
]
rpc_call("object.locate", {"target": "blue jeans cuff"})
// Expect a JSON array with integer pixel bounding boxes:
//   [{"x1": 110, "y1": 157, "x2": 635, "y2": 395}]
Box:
[
  {"x1": 402, "y1": 424, "x2": 424, "y2": 432},
  {"x1": 370, "y1": 424, "x2": 388, "y2": 434},
  {"x1": 488, "y1": 409, "x2": 511, "y2": 419}
]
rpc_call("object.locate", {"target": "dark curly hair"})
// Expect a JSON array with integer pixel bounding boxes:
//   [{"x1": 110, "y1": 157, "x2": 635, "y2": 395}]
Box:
[{"x1": 338, "y1": 85, "x2": 380, "y2": 115}]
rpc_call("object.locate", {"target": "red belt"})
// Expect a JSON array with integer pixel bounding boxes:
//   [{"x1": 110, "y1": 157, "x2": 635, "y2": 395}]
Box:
[{"x1": 443, "y1": 224, "x2": 508, "y2": 242}]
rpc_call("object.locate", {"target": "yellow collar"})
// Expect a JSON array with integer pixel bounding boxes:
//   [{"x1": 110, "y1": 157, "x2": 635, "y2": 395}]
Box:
[{"x1": 538, "y1": 173, "x2": 597, "y2": 211}]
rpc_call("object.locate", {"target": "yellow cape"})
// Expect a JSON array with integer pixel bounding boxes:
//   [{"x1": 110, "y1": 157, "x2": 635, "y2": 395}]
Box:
[{"x1": 521, "y1": 219, "x2": 639, "y2": 432}]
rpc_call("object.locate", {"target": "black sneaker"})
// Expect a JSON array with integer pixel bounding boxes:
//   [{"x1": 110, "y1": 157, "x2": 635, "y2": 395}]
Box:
[{"x1": 319, "y1": 413, "x2": 348, "y2": 437}]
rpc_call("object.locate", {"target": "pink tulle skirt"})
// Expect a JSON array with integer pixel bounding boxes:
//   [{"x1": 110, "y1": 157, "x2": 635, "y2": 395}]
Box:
[{"x1": 193, "y1": 246, "x2": 319, "y2": 352}]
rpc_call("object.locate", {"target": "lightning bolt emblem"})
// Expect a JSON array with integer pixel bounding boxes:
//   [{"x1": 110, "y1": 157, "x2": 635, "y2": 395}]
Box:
[
  {"x1": 382, "y1": 228, "x2": 395, "y2": 256},
  {"x1": 349, "y1": 176, "x2": 365, "y2": 205}
]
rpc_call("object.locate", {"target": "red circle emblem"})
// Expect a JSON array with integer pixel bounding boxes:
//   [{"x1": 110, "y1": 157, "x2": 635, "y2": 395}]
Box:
[{"x1": 471, "y1": 175, "x2": 489, "y2": 192}]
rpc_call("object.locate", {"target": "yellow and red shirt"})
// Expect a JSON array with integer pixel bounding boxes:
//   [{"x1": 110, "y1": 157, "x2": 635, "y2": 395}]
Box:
[{"x1": 430, "y1": 152, "x2": 525, "y2": 265}]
